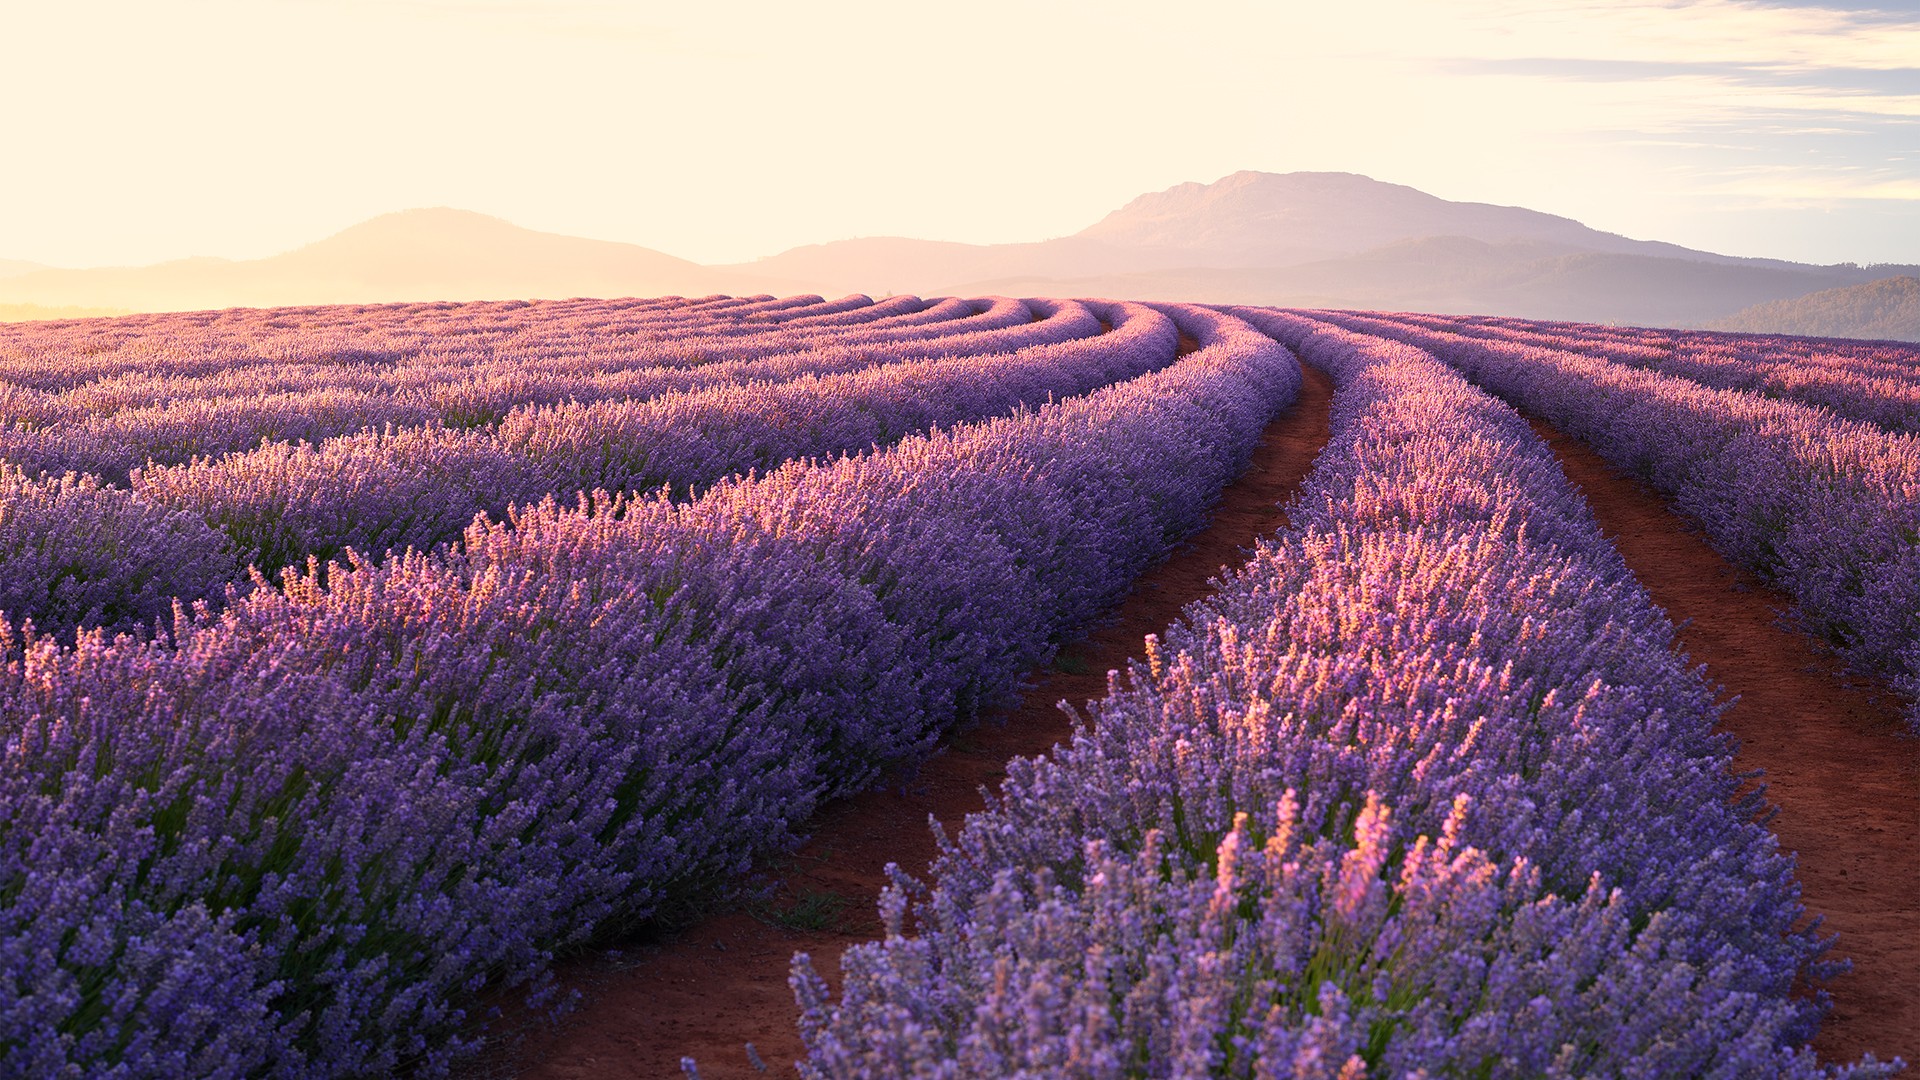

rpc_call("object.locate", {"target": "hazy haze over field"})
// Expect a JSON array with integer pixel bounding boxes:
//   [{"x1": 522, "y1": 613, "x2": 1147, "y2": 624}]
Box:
[{"x1": 5, "y1": 0, "x2": 1917, "y2": 272}]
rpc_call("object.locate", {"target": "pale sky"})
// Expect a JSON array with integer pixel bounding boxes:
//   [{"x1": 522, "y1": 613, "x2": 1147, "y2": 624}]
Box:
[{"x1": 4, "y1": 0, "x2": 1918, "y2": 268}]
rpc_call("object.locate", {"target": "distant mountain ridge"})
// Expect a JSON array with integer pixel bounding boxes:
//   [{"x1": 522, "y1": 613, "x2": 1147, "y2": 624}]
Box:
[
  {"x1": 0, "y1": 210, "x2": 798, "y2": 313},
  {"x1": 1076, "y1": 170, "x2": 1771, "y2": 268},
  {"x1": 729, "y1": 172, "x2": 1912, "y2": 328},
  {"x1": 1709, "y1": 277, "x2": 1920, "y2": 343},
  {"x1": 4, "y1": 174, "x2": 1914, "y2": 331}
]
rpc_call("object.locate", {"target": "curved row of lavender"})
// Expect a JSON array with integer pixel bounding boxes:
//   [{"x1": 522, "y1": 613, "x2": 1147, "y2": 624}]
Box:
[
  {"x1": 0, "y1": 307, "x2": 1299, "y2": 1077},
  {"x1": 1, "y1": 294, "x2": 743, "y2": 390},
  {"x1": 0, "y1": 297, "x2": 1151, "y2": 639},
  {"x1": 1383, "y1": 311, "x2": 1920, "y2": 434},
  {"x1": 127, "y1": 300, "x2": 1175, "y2": 583},
  {"x1": 792, "y1": 311, "x2": 1892, "y2": 1078},
  {"x1": 0, "y1": 293, "x2": 943, "y2": 390},
  {"x1": 0, "y1": 295, "x2": 1056, "y2": 481},
  {"x1": 0, "y1": 295, "x2": 1031, "y2": 405},
  {"x1": 1325, "y1": 310, "x2": 1920, "y2": 726}
]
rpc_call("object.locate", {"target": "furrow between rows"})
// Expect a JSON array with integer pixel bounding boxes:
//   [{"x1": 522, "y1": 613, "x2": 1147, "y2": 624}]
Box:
[
  {"x1": 477, "y1": 361, "x2": 1339, "y2": 1080},
  {"x1": 1529, "y1": 414, "x2": 1920, "y2": 1065}
]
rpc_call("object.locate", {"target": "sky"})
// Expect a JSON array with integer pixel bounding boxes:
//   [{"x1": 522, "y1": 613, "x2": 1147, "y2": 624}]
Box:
[{"x1": 4, "y1": 0, "x2": 1918, "y2": 269}]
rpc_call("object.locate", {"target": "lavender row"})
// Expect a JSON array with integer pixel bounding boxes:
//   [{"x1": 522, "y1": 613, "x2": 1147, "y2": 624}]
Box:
[
  {"x1": 1424, "y1": 311, "x2": 1920, "y2": 385},
  {"x1": 1329, "y1": 310, "x2": 1920, "y2": 724},
  {"x1": 0, "y1": 301, "x2": 1146, "y2": 639},
  {"x1": 0, "y1": 330, "x2": 935, "y2": 482},
  {"x1": 0, "y1": 296, "x2": 1025, "y2": 427},
  {"x1": 124, "y1": 300, "x2": 1166, "y2": 585},
  {"x1": 0, "y1": 294, "x2": 1032, "y2": 401},
  {"x1": 0, "y1": 292, "x2": 878, "y2": 389},
  {"x1": 792, "y1": 311, "x2": 1889, "y2": 1078},
  {"x1": 772, "y1": 293, "x2": 931, "y2": 327},
  {"x1": 0, "y1": 294, "x2": 711, "y2": 389},
  {"x1": 0, "y1": 306, "x2": 1298, "y2": 1078},
  {"x1": 0, "y1": 297, "x2": 1057, "y2": 481},
  {"x1": 1387, "y1": 312, "x2": 1920, "y2": 434}
]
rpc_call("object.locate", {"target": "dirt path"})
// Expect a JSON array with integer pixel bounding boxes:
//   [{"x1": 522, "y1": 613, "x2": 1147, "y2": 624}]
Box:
[
  {"x1": 464, "y1": 365, "x2": 1336, "y2": 1079},
  {"x1": 1533, "y1": 419, "x2": 1919, "y2": 1068}
]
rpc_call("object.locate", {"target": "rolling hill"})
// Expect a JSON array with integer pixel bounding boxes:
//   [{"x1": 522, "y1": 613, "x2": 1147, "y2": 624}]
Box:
[
  {"x1": 1708, "y1": 276, "x2": 1920, "y2": 343},
  {"x1": 0, "y1": 210, "x2": 797, "y2": 313},
  {"x1": 1075, "y1": 170, "x2": 1757, "y2": 267}
]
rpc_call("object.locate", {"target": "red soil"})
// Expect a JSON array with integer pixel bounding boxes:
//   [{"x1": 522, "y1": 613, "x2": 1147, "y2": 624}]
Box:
[
  {"x1": 465, "y1": 366, "x2": 1335, "y2": 1079},
  {"x1": 1534, "y1": 420, "x2": 1919, "y2": 1069}
]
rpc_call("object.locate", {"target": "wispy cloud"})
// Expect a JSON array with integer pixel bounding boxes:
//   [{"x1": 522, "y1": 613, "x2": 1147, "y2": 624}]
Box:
[
  {"x1": 1395, "y1": 1, "x2": 1920, "y2": 207},
  {"x1": 1456, "y1": 57, "x2": 1920, "y2": 95},
  {"x1": 1724, "y1": 0, "x2": 1920, "y2": 20}
]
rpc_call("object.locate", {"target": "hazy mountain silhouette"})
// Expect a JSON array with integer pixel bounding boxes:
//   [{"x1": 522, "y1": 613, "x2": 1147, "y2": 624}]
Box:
[
  {"x1": 0, "y1": 210, "x2": 797, "y2": 312},
  {"x1": 4, "y1": 175, "x2": 1914, "y2": 328},
  {"x1": 1075, "y1": 170, "x2": 1778, "y2": 268},
  {"x1": 737, "y1": 171, "x2": 1776, "y2": 292},
  {"x1": 731, "y1": 172, "x2": 1911, "y2": 326},
  {"x1": 1708, "y1": 276, "x2": 1920, "y2": 343},
  {"x1": 0, "y1": 259, "x2": 47, "y2": 280}
]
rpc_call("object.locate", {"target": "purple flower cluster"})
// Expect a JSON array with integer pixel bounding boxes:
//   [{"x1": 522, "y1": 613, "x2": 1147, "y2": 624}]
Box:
[
  {"x1": 0, "y1": 467, "x2": 235, "y2": 640},
  {"x1": 1326, "y1": 310, "x2": 1920, "y2": 726},
  {"x1": 793, "y1": 310, "x2": 1892, "y2": 1077},
  {"x1": 0, "y1": 304, "x2": 1297, "y2": 1076}
]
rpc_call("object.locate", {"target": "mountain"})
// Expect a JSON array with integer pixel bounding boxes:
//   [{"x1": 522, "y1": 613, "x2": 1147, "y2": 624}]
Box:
[
  {"x1": 735, "y1": 171, "x2": 1772, "y2": 296},
  {"x1": 0, "y1": 259, "x2": 47, "y2": 280},
  {"x1": 0, "y1": 210, "x2": 796, "y2": 313},
  {"x1": 729, "y1": 172, "x2": 1910, "y2": 325},
  {"x1": 1707, "y1": 277, "x2": 1920, "y2": 343},
  {"x1": 1075, "y1": 170, "x2": 1771, "y2": 268},
  {"x1": 5, "y1": 174, "x2": 1913, "y2": 325}
]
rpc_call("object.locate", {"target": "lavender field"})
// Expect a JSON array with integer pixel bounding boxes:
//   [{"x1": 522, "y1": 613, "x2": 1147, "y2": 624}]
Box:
[{"x1": 0, "y1": 294, "x2": 1914, "y2": 1077}]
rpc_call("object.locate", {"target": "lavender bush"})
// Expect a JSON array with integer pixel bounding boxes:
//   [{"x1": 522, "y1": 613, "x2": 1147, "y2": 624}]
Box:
[{"x1": 0, "y1": 467, "x2": 234, "y2": 640}]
